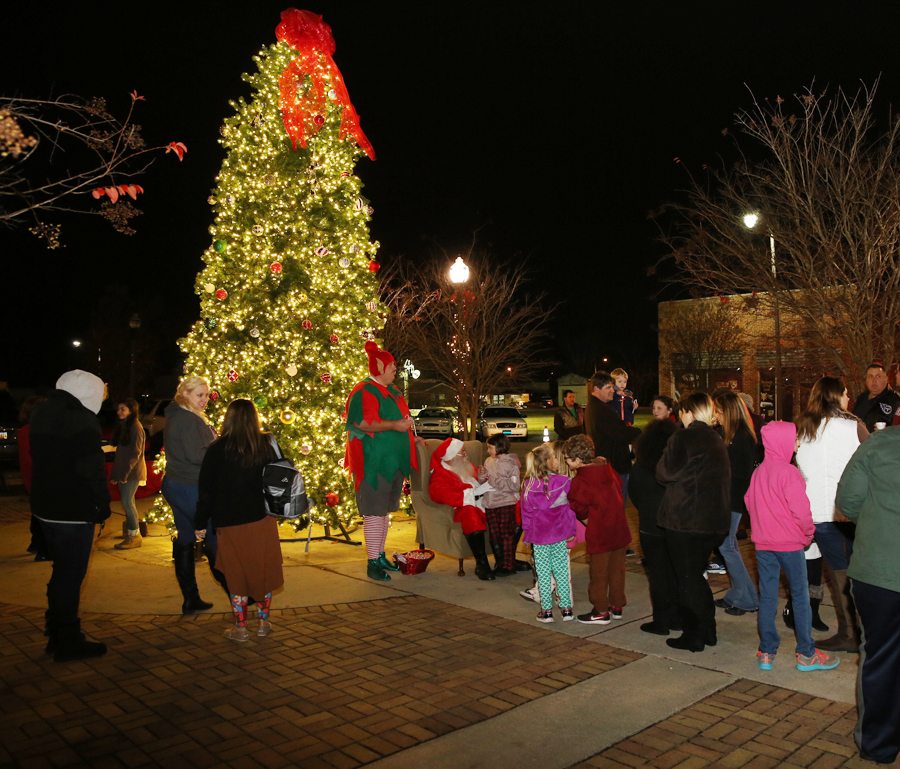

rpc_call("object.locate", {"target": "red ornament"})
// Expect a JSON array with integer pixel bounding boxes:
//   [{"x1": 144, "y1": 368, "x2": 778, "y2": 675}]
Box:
[
  {"x1": 320, "y1": 372, "x2": 332, "y2": 384},
  {"x1": 367, "y1": 260, "x2": 381, "y2": 273},
  {"x1": 329, "y1": 333, "x2": 339, "y2": 344},
  {"x1": 270, "y1": 261, "x2": 283, "y2": 274},
  {"x1": 301, "y1": 318, "x2": 313, "y2": 330},
  {"x1": 227, "y1": 369, "x2": 239, "y2": 382},
  {"x1": 215, "y1": 289, "x2": 228, "y2": 300},
  {"x1": 325, "y1": 492, "x2": 340, "y2": 507},
  {"x1": 341, "y1": 171, "x2": 351, "y2": 177},
  {"x1": 209, "y1": 390, "x2": 220, "y2": 401},
  {"x1": 719, "y1": 295, "x2": 730, "y2": 304},
  {"x1": 313, "y1": 114, "x2": 325, "y2": 126}
]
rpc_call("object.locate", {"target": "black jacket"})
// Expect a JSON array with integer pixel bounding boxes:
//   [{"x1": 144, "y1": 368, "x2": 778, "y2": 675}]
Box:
[
  {"x1": 724, "y1": 425, "x2": 757, "y2": 515},
  {"x1": 196, "y1": 439, "x2": 276, "y2": 531},
  {"x1": 852, "y1": 389, "x2": 900, "y2": 433},
  {"x1": 30, "y1": 389, "x2": 110, "y2": 523},
  {"x1": 586, "y1": 397, "x2": 640, "y2": 474},
  {"x1": 630, "y1": 419, "x2": 677, "y2": 535},
  {"x1": 656, "y1": 421, "x2": 730, "y2": 536}
]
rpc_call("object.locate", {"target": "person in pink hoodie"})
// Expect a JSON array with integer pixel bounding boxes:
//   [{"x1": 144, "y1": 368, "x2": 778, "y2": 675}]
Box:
[{"x1": 744, "y1": 421, "x2": 840, "y2": 673}]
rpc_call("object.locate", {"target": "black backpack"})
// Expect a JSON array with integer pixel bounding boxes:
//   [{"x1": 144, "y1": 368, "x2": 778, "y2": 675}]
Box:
[{"x1": 262, "y1": 439, "x2": 311, "y2": 521}]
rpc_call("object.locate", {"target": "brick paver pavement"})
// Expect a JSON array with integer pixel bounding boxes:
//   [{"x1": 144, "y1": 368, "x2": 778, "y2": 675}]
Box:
[
  {"x1": 570, "y1": 679, "x2": 886, "y2": 769},
  {"x1": 0, "y1": 596, "x2": 640, "y2": 768}
]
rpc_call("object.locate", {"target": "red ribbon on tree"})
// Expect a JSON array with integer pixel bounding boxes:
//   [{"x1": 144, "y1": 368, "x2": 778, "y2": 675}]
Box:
[{"x1": 275, "y1": 9, "x2": 375, "y2": 159}]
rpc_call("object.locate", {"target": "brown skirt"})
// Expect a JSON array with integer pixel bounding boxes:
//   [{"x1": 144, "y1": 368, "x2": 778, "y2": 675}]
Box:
[{"x1": 216, "y1": 516, "x2": 284, "y2": 598}]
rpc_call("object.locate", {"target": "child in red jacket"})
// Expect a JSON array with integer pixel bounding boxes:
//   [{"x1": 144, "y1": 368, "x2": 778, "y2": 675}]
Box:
[{"x1": 564, "y1": 434, "x2": 630, "y2": 624}]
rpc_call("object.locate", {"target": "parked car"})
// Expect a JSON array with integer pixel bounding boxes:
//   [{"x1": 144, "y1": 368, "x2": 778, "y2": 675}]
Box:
[
  {"x1": 414, "y1": 407, "x2": 459, "y2": 438},
  {"x1": 524, "y1": 398, "x2": 554, "y2": 409},
  {"x1": 478, "y1": 406, "x2": 528, "y2": 441}
]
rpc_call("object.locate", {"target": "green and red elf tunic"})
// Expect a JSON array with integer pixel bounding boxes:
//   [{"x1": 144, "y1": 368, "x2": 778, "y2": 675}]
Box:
[{"x1": 342, "y1": 342, "x2": 417, "y2": 505}]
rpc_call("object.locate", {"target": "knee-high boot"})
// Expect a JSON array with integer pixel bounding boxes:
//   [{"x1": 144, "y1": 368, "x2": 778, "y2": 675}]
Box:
[
  {"x1": 173, "y1": 540, "x2": 213, "y2": 614},
  {"x1": 465, "y1": 532, "x2": 495, "y2": 581},
  {"x1": 817, "y1": 570, "x2": 859, "y2": 652},
  {"x1": 512, "y1": 525, "x2": 531, "y2": 571}
]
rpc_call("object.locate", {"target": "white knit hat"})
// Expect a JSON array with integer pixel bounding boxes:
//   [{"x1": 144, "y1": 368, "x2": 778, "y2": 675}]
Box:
[{"x1": 56, "y1": 369, "x2": 105, "y2": 414}]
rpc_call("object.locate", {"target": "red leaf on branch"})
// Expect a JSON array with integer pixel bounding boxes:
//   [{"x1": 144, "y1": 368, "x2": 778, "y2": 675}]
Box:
[
  {"x1": 106, "y1": 186, "x2": 119, "y2": 203},
  {"x1": 166, "y1": 141, "x2": 187, "y2": 161},
  {"x1": 91, "y1": 188, "x2": 105, "y2": 200},
  {"x1": 130, "y1": 90, "x2": 146, "y2": 102}
]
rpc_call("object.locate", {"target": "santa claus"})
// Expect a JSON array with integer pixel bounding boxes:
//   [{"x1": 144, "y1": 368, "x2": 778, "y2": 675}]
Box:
[{"x1": 428, "y1": 437, "x2": 495, "y2": 580}]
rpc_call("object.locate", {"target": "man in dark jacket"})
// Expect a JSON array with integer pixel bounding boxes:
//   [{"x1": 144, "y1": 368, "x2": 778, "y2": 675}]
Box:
[
  {"x1": 852, "y1": 362, "x2": 900, "y2": 433},
  {"x1": 554, "y1": 390, "x2": 585, "y2": 440},
  {"x1": 586, "y1": 372, "x2": 640, "y2": 490},
  {"x1": 30, "y1": 370, "x2": 111, "y2": 662}
]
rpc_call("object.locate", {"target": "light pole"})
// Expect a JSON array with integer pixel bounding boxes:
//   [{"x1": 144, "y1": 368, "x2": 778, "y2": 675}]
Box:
[
  {"x1": 448, "y1": 256, "x2": 470, "y2": 284},
  {"x1": 128, "y1": 313, "x2": 142, "y2": 396},
  {"x1": 447, "y1": 256, "x2": 473, "y2": 435},
  {"x1": 743, "y1": 212, "x2": 782, "y2": 420}
]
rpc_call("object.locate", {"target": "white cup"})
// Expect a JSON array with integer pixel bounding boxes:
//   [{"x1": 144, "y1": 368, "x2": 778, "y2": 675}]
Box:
[{"x1": 875, "y1": 422, "x2": 887, "y2": 431}]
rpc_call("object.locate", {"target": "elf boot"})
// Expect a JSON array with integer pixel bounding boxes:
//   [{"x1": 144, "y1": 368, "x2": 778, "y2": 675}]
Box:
[
  {"x1": 817, "y1": 570, "x2": 859, "y2": 652},
  {"x1": 465, "y1": 532, "x2": 495, "y2": 581},
  {"x1": 367, "y1": 558, "x2": 390, "y2": 581},
  {"x1": 376, "y1": 552, "x2": 400, "y2": 572},
  {"x1": 173, "y1": 541, "x2": 213, "y2": 614}
]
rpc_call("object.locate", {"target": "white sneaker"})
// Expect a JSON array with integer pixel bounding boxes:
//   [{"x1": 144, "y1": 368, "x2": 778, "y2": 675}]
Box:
[{"x1": 519, "y1": 586, "x2": 540, "y2": 602}]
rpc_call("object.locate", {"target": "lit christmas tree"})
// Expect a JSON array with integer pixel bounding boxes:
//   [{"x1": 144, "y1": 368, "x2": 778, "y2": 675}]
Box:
[{"x1": 155, "y1": 9, "x2": 385, "y2": 530}]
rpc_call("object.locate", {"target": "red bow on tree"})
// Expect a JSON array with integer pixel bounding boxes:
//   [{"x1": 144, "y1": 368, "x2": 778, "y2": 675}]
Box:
[{"x1": 275, "y1": 9, "x2": 375, "y2": 159}]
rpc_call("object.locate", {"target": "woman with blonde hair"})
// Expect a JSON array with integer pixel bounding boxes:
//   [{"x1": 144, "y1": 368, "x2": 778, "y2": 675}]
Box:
[
  {"x1": 196, "y1": 399, "x2": 283, "y2": 641},
  {"x1": 656, "y1": 392, "x2": 731, "y2": 652},
  {"x1": 162, "y1": 375, "x2": 217, "y2": 614},
  {"x1": 795, "y1": 376, "x2": 868, "y2": 652},
  {"x1": 711, "y1": 390, "x2": 759, "y2": 616}
]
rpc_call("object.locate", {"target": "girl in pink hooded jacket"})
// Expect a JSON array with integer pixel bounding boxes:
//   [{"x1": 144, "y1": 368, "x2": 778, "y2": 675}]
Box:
[{"x1": 744, "y1": 421, "x2": 840, "y2": 673}]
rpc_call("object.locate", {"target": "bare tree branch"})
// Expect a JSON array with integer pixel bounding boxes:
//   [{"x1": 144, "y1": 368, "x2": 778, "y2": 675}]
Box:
[
  {"x1": 381, "y1": 246, "x2": 554, "y2": 438},
  {"x1": 0, "y1": 92, "x2": 186, "y2": 247},
  {"x1": 656, "y1": 80, "x2": 900, "y2": 389}
]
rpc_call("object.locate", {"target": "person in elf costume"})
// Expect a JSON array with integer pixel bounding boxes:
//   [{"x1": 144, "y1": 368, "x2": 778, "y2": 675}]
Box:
[
  {"x1": 428, "y1": 437, "x2": 496, "y2": 581},
  {"x1": 343, "y1": 341, "x2": 417, "y2": 581}
]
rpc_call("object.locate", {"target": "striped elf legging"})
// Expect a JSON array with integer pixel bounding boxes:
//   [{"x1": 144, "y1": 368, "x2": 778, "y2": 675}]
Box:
[{"x1": 533, "y1": 540, "x2": 573, "y2": 611}]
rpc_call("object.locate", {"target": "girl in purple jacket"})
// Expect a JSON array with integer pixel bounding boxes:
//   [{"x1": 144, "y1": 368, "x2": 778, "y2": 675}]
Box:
[
  {"x1": 744, "y1": 421, "x2": 840, "y2": 673},
  {"x1": 521, "y1": 443, "x2": 577, "y2": 623}
]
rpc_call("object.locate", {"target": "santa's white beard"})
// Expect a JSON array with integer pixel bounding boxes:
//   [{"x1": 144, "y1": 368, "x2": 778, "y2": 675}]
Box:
[{"x1": 444, "y1": 455, "x2": 477, "y2": 486}]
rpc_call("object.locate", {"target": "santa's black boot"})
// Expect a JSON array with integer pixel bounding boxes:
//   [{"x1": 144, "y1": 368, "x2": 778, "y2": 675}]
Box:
[{"x1": 465, "y1": 533, "x2": 495, "y2": 581}]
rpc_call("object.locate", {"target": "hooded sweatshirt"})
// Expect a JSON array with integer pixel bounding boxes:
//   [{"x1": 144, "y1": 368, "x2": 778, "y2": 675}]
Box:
[
  {"x1": 30, "y1": 370, "x2": 111, "y2": 523},
  {"x1": 744, "y1": 421, "x2": 814, "y2": 552}
]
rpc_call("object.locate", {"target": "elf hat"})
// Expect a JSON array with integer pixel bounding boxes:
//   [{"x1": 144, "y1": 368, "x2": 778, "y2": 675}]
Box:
[{"x1": 365, "y1": 340, "x2": 395, "y2": 376}]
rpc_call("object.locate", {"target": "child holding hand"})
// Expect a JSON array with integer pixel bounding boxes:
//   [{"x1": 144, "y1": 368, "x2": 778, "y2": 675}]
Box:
[
  {"x1": 479, "y1": 434, "x2": 521, "y2": 576},
  {"x1": 521, "y1": 442, "x2": 577, "y2": 623}
]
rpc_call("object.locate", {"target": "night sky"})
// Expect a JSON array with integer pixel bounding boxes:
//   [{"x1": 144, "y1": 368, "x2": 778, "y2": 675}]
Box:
[{"x1": 3, "y1": 2, "x2": 900, "y2": 393}]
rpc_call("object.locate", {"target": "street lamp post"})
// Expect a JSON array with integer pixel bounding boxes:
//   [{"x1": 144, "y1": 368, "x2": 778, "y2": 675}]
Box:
[
  {"x1": 128, "y1": 313, "x2": 141, "y2": 396},
  {"x1": 743, "y1": 213, "x2": 782, "y2": 420},
  {"x1": 447, "y1": 256, "x2": 473, "y2": 436}
]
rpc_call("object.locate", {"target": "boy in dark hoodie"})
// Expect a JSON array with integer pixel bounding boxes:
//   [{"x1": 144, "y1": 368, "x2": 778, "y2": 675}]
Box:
[{"x1": 744, "y1": 421, "x2": 839, "y2": 673}]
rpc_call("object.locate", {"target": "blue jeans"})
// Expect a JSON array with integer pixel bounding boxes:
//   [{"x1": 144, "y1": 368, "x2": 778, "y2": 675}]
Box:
[
  {"x1": 719, "y1": 511, "x2": 759, "y2": 610},
  {"x1": 119, "y1": 479, "x2": 140, "y2": 531},
  {"x1": 617, "y1": 472, "x2": 630, "y2": 507},
  {"x1": 162, "y1": 476, "x2": 218, "y2": 554},
  {"x1": 757, "y1": 549, "x2": 814, "y2": 656},
  {"x1": 814, "y1": 522, "x2": 852, "y2": 571}
]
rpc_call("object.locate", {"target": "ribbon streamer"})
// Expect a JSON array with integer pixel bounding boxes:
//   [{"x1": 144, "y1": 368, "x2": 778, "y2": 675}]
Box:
[{"x1": 275, "y1": 9, "x2": 375, "y2": 159}]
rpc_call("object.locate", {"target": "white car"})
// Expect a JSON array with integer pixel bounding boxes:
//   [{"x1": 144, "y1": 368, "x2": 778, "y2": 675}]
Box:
[
  {"x1": 414, "y1": 407, "x2": 459, "y2": 438},
  {"x1": 478, "y1": 406, "x2": 528, "y2": 441}
]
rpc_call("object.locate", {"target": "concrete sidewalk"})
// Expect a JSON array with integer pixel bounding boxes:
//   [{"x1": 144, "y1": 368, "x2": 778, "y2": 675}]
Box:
[{"x1": 0, "y1": 487, "x2": 883, "y2": 768}]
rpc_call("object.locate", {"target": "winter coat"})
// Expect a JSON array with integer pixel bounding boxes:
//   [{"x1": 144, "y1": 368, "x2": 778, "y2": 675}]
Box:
[
  {"x1": 852, "y1": 388, "x2": 900, "y2": 433},
  {"x1": 521, "y1": 474, "x2": 577, "y2": 545},
  {"x1": 795, "y1": 416, "x2": 863, "y2": 523},
  {"x1": 656, "y1": 420, "x2": 730, "y2": 536},
  {"x1": 744, "y1": 421, "x2": 814, "y2": 552},
  {"x1": 479, "y1": 453, "x2": 520, "y2": 508},
  {"x1": 586, "y1": 397, "x2": 640, "y2": 474},
  {"x1": 836, "y1": 426, "x2": 900, "y2": 592},
  {"x1": 163, "y1": 402, "x2": 216, "y2": 484},
  {"x1": 30, "y1": 389, "x2": 111, "y2": 524},
  {"x1": 724, "y1": 424, "x2": 757, "y2": 515},
  {"x1": 195, "y1": 438, "x2": 276, "y2": 531},
  {"x1": 109, "y1": 420, "x2": 147, "y2": 484},
  {"x1": 568, "y1": 461, "x2": 630, "y2": 554},
  {"x1": 630, "y1": 419, "x2": 677, "y2": 535}
]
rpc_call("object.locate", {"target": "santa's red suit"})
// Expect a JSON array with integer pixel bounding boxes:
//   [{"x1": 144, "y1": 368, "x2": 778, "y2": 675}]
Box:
[{"x1": 428, "y1": 438, "x2": 494, "y2": 579}]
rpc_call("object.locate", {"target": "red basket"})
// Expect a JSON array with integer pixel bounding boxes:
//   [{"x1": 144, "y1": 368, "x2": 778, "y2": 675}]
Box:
[{"x1": 393, "y1": 549, "x2": 435, "y2": 575}]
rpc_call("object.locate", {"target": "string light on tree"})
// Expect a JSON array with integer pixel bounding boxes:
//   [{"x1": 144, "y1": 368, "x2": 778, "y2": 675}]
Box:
[{"x1": 166, "y1": 8, "x2": 384, "y2": 530}]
